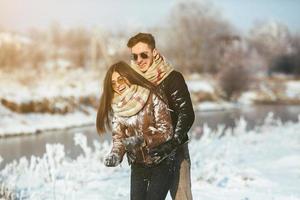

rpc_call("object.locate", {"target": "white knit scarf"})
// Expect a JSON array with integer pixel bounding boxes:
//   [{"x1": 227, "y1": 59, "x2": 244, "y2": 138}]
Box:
[{"x1": 112, "y1": 84, "x2": 150, "y2": 117}]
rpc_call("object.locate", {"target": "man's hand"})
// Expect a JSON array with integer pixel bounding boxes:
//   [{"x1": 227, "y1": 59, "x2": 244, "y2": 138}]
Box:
[
  {"x1": 148, "y1": 138, "x2": 176, "y2": 161},
  {"x1": 148, "y1": 134, "x2": 188, "y2": 163},
  {"x1": 104, "y1": 153, "x2": 121, "y2": 167},
  {"x1": 122, "y1": 135, "x2": 144, "y2": 151}
]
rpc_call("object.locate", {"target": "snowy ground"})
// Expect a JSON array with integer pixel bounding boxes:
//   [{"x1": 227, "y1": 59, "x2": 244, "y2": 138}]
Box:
[
  {"x1": 286, "y1": 81, "x2": 300, "y2": 98},
  {"x1": 0, "y1": 104, "x2": 96, "y2": 136},
  {"x1": 0, "y1": 67, "x2": 100, "y2": 137},
  {"x1": 1, "y1": 114, "x2": 299, "y2": 200}
]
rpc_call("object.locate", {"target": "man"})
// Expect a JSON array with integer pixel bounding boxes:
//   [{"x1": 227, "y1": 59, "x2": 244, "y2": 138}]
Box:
[{"x1": 127, "y1": 33, "x2": 195, "y2": 200}]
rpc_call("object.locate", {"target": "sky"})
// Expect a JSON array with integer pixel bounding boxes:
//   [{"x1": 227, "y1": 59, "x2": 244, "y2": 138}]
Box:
[{"x1": 0, "y1": 0, "x2": 299, "y2": 33}]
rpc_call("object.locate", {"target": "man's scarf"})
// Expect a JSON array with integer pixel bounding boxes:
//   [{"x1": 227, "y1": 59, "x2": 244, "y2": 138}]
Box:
[
  {"x1": 131, "y1": 52, "x2": 174, "y2": 85},
  {"x1": 112, "y1": 84, "x2": 150, "y2": 117}
]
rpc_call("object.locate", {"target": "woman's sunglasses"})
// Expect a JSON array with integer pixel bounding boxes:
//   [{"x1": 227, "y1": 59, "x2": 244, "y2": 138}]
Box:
[
  {"x1": 132, "y1": 52, "x2": 149, "y2": 61},
  {"x1": 112, "y1": 76, "x2": 127, "y2": 89}
]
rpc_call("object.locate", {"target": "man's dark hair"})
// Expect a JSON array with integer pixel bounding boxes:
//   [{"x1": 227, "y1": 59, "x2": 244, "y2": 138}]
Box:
[{"x1": 127, "y1": 33, "x2": 156, "y2": 50}]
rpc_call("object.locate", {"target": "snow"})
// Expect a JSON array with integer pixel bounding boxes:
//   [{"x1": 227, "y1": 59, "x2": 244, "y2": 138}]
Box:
[
  {"x1": 0, "y1": 68, "x2": 101, "y2": 136},
  {"x1": 44, "y1": 59, "x2": 72, "y2": 70},
  {"x1": 238, "y1": 91, "x2": 258, "y2": 105},
  {"x1": 1, "y1": 115, "x2": 299, "y2": 200},
  {"x1": 0, "y1": 104, "x2": 96, "y2": 136},
  {"x1": 285, "y1": 81, "x2": 300, "y2": 98},
  {"x1": 186, "y1": 80, "x2": 215, "y2": 93},
  {"x1": 196, "y1": 101, "x2": 236, "y2": 111},
  {"x1": 0, "y1": 68, "x2": 100, "y2": 103},
  {"x1": 0, "y1": 32, "x2": 31, "y2": 45}
]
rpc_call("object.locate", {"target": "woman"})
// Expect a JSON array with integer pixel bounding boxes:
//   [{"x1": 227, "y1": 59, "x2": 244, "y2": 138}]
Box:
[{"x1": 96, "y1": 61, "x2": 175, "y2": 200}]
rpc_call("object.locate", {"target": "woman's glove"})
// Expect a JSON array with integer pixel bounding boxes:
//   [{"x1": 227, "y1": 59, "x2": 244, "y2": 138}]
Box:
[
  {"x1": 104, "y1": 152, "x2": 121, "y2": 167},
  {"x1": 122, "y1": 135, "x2": 144, "y2": 151}
]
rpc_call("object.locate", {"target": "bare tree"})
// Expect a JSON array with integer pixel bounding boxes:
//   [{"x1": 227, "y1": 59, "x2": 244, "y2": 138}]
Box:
[
  {"x1": 217, "y1": 36, "x2": 253, "y2": 100},
  {"x1": 270, "y1": 33, "x2": 300, "y2": 77},
  {"x1": 248, "y1": 21, "x2": 293, "y2": 73},
  {"x1": 27, "y1": 29, "x2": 47, "y2": 68},
  {"x1": 64, "y1": 27, "x2": 90, "y2": 67},
  {"x1": 0, "y1": 33, "x2": 27, "y2": 69},
  {"x1": 160, "y1": 1, "x2": 235, "y2": 73}
]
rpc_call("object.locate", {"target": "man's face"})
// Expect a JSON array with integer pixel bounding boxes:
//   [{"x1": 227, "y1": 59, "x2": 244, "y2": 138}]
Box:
[{"x1": 131, "y1": 42, "x2": 155, "y2": 73}]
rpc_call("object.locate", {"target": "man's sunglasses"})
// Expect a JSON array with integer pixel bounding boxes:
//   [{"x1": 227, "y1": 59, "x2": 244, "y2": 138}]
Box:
[{"x1": 132, "y1": 52, "x2": 149, "y2": 61}]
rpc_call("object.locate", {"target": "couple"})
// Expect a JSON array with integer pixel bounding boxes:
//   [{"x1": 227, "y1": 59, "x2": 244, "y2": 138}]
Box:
[{"x1": 96, "y1": 33, "x2": 195, "y2": 200}]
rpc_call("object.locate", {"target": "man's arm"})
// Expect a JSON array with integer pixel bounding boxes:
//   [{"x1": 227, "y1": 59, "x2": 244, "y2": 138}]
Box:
[
  {"x1": 169, "y1": 71, "x2": 195, "y2": 144},
  {"x1": 149, "y1": 71, "x2": 195, "y2": 159}
]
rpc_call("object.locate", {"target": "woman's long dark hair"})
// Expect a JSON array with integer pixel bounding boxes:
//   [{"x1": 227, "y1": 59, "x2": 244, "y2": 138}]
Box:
[{"x1": 96, "y1": 61, "x2": 162, "y2": 135}]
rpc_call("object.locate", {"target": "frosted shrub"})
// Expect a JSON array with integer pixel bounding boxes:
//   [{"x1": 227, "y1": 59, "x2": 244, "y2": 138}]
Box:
[
  {"x1": 263, "y1": 112, "x2": 282, "y2": 127},
  {"x1": 44, "y1": 144, "x2": 65, "y2": 182},
  {"x1": 74, "y1": 133, "x2": 92, "y2": 158},
  {"x1": 234, "y1": 117, "x2": 247, "y2": 135},
  {"x1": 93, "y1": 140, "x2": 111, "y2": 162}
]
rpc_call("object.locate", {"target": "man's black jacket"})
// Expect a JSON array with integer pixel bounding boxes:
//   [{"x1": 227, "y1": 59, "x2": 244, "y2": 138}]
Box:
[
  {"x1": 159, "y1": 70, "x2": 195, "y2": 142},
  {"x1": 149, "y1": 70, "x2": 195, "y2": 161}
]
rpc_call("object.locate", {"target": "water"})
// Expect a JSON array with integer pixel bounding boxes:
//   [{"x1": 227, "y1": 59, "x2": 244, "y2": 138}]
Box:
[
  {"x1": 0, "y1": 126, "x2": 107, "y2": 169},
  {"x1": 194, "y1": 104, "x2": 300, "y2": 130},
  {"x1": 0, "y1": 105, "x2": 299, "y2": 169}
]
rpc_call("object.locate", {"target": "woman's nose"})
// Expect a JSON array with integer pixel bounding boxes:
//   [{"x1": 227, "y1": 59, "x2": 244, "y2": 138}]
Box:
[{"x1": 115, "y1": 82, "x2": 121, "y2": 88}]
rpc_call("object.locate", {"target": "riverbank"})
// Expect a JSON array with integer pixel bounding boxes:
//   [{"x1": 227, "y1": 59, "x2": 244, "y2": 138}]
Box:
[{"x1": 1, "y1": 69, "x2": 300, "y2": 137}]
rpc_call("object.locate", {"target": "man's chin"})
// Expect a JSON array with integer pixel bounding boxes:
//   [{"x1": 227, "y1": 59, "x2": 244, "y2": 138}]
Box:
[{"x1": 139, "y1": 66, "x2": 148, "y2": 73}]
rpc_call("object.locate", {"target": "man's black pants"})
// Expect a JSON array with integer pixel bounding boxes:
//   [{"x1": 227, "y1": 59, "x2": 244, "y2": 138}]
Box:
[{"x1": 130, "y1": 157, "x2": 174, "y2": 200}]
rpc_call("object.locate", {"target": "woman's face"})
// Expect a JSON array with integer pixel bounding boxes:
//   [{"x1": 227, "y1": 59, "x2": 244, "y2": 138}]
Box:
[{"x1": 111, "y1": 71, "x2": 130, "y2": 95}]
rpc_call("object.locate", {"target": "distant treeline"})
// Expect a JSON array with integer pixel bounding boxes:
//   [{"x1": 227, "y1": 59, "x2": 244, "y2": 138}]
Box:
[{"x1": 0, "y1": 1, "x2": 299, "y2": 100}]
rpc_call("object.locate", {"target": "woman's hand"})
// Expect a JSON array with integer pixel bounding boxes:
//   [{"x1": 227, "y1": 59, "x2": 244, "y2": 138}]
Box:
[{"x1": 104, "y1": 153, "x2": 121, "y2": 167}]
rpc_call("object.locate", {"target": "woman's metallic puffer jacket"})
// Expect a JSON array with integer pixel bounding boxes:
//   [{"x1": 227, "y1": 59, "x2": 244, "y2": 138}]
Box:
[{"x1": 110, "y1": 92, "x2": 173, "y2": 166}]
